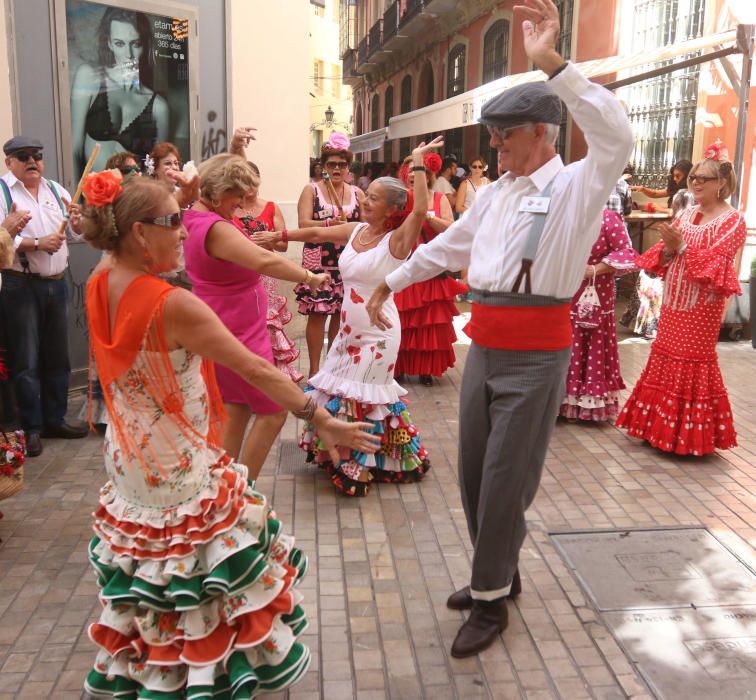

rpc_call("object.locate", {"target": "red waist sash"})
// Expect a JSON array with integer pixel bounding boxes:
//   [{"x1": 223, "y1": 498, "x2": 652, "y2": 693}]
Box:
[{"x1": 464, "y1": 302, "x2": 572, "y2": 351}]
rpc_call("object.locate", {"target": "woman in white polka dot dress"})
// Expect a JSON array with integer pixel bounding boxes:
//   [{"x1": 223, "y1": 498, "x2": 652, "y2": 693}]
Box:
[
  {"x1": 616, "y1": 142, "x2": 747, "y2": 455},
  {"x1": 560, "y1": 210, "x2": 637, "y2": 421}
]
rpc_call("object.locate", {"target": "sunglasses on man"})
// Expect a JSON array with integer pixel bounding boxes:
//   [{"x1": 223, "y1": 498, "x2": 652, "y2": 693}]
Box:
[
  {"x1": 486, "y1": 124, "x2": 530, "y2": 140},
  {"x1": 141, "y1": 212, "x2": 183, "y2": 228},
  {"x1": 11, "y1": 150, "x2": 44, "y2": 162}
]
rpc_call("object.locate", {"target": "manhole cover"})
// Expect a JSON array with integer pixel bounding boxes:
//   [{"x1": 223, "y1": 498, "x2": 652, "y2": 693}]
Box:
[
  {"x1": 552, "y1": 528, "x2": 756, "y2": 611},
  {"x1": 277, "y1": 439, "x2": 311, "y2": 475}
]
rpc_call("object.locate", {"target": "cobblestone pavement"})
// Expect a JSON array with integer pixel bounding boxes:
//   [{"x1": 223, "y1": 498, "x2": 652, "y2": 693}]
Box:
[{"x1": 1, "y1": 316, "x2": 755, "y2": 699}]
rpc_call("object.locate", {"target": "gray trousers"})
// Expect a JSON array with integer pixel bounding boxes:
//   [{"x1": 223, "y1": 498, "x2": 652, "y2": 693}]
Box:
[{"x1": 459, "y1": 342, "x2": 571, "y2": 600}]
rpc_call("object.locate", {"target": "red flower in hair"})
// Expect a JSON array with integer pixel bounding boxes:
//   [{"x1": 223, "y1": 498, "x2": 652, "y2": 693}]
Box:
[
  {"x1": 703, "y1": 139, "x2": 729, "y2": 162},
  {"x1": 424, "y1": 153, "x2": 442, "y2": 174},
  {"x1": 83, "y1": 169, "x2": 123, "y2": 207}
]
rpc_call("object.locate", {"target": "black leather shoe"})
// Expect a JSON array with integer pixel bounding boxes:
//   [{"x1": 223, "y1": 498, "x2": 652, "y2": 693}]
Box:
[
  {"x1": 446, "y1": 569, "x2": 522, "y2": 610},
  {"x1": 451, "y1": 599, "x2": 508, "y2": 658},
  {"x1": 419, "y1": 374, "x2": 433, "y2": 386},
  {"x1": 41, "y1": 421, "x2": 89, "y2": 439},
  {"x1": 26, "y1": 432, "x2": 43, "y2": 457}
]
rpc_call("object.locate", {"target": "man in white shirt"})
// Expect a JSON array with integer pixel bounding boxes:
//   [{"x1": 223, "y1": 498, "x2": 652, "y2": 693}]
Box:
[
  {"x1": 368, "y1": 0, "x2": 633, "y2": 657},
  {"x1": 432, "y1": 156, "x2": 457, "y2": 209},
  {"x1": 0, "y1": 135, "x2": 88, "y2": 457}
]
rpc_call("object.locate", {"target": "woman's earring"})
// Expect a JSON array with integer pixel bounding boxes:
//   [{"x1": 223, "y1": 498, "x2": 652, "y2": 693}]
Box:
[{"x1": 211, "y1": 199, "x2": 221, "y2": 209}]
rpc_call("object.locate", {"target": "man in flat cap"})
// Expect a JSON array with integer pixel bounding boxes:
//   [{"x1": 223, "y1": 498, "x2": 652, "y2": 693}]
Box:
[
  {"x1": 0, "y1": 135, "x2": 88, "y2": 457},
  {"x1": 368, "y1": 0, "x2": 633, "y2": 656}
]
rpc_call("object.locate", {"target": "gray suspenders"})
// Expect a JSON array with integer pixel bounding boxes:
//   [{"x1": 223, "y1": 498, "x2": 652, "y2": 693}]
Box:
[{"x1": 510, "y1": 178, "x2": 556, "y2": 294}]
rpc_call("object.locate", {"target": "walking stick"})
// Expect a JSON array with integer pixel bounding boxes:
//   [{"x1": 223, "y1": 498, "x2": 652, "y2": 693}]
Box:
[{"x1": 55, "y1": 143, "x2": 101, "y2": 238}]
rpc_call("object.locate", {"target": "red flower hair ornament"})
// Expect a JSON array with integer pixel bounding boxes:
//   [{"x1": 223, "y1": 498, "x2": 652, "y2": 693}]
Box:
[
  {"x1": 82, "y1": 169, "x2": 124, "y2": 207},
  {"x1": 424, "y1": 153, "x2": 442, "y2": 174},
  {"x1": 702, "y1": 139, "x2": 733, "y2": 176}
]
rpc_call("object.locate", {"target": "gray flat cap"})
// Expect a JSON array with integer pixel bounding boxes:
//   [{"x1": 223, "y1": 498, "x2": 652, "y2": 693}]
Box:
[
  {"x1": 480, "y1": 81, "x2": 562, "y2": 128},
  {"x1": 3, "y1": 135, "x2": 44, "y2": 155}
]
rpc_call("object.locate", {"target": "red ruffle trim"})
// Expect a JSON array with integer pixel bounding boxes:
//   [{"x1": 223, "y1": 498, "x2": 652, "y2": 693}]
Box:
[
  {"x1": 394, "y1": 350, "x2": 456, "y2": 377},
  {"x1": 683, "y1": 248, "x2": 742, "y2": 296},
  {"x1": 636, "y1": 242, "x2": 669, "y2": 277},
  {"x1": 395, "y1": 277, "x2": 465, "y2": 311}
]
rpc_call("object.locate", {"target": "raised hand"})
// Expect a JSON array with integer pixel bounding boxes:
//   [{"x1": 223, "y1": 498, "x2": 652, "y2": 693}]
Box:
[
  {"x1": 165, "y1": 170, "x2": 200, "y2": 209},
  {"x1": 313, "y1": 415, "x2": 381, "y2": 464},
  {"x1": 366, "y1": 281, "x2": 394, "y2": 331},
  {"x1": 514, "y1": 0, "x2": 562, "y2": 71},
  {"x1": 230, "y1": 127, "x2": 258, "y2": 155},
  {"x1": 658, "y1": 222, "x2": 683, "y2": 253},
  {"x1": 412, "y1": 135, "x2": 445, "y2": 157}
]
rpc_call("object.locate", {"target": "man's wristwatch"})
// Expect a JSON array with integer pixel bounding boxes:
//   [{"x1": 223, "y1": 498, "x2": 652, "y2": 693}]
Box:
[{"x1": 34, "y1": 237, "x2": 39, "y2": 250}]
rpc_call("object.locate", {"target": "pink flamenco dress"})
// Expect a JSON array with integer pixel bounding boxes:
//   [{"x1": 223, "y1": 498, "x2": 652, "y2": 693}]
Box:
[
  {"x1": 393, "y1": 191, "x2": 466, "y2": 378},
  {"x1": 183, "y1": 209, "x2": 281, "y2": 415},
  {"x1": 234, "y1": 202, "x2": 304, "y2": 383},
  {"x1": 299, "y1": 224, "x2": 431, "y2": 497},
  {"x1": 616, "y1": 208, "x2": 746, "y2": 454},
  {"x1": 560, "y1": 210, "x2": 638, "y2": 421},
  {"x1": 83, "y1": 271, "x2": 310, "y2": 698}
]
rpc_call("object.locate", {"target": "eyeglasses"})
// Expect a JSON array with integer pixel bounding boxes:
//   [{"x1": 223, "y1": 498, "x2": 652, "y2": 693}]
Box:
[
  {"x1": 120, "y1": 165, "x2": 141, "y2": 175},
  {"x1": 160, "y1": 160, "x2": 182, "y2": 169},
  {"x1": 688, "y1": 175, "x2": 718, "y2": 185},
  {"x1": 486, "y1": 124, "x2": 529, "y2": 140},
  {"x1": 11, "y1": 150, "x2": 44, "y2": 162},
  {"x1": 470, "y1": 164, "x2": 485, "y2": 170},
  {"x1": 325, "y1": 161, "x2": 349, "y2": 170},
  {"x1": 141, "y1": 212, "x2": 183, "y2": 228}
]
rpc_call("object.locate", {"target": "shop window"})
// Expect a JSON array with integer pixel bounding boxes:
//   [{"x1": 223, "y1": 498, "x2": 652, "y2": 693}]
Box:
[
  {"x1": 482, "y1": 20, "x2": 510, "y2": 83},
  {"x1": 447, "y1": 44, "x2": 466, "y2": 98}
]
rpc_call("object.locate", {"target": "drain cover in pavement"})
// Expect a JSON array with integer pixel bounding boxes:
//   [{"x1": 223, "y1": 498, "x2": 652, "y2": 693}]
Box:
[
  {"x1": 551, "y1": 528, "x2": 756, "y2": 611},
  {"x1": 604, "y1": 606, "x2": 756, "y2": 700},
  {"x1": 276, "y1": 439, "x2": 311, "y2": 475}
]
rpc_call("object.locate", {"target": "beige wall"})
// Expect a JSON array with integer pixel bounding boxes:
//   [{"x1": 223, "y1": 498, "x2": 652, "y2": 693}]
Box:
[
  {"x1": 227, "y1": 0, "x2": 310, "y2": 227},
  {"x1": 0, "y1": 1, "x2": 16, "y2": 144}
]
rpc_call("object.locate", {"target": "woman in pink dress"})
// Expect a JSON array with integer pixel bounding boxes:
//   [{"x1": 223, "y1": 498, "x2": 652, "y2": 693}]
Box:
[
  {"x1": 233, "y1": 163, "x2": 304, "y2": 383},
  {"x1": 617, "y1": 142, "x2": 747, "y2": 454},
  {"x1": 183, "y1": 155, "x2": 329, "y2": 479},
  {"x1": 560, "y1": 210, "x2": 637, "y2": 421}
]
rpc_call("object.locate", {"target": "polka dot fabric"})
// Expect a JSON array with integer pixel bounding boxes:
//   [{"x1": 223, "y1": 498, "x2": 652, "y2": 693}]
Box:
[
  {"x1": 616, "y1": 208, "x2": 746, "y2": 455},
  {"x1": 561, "y1": 210, "x2": 638, "y2": 421}
]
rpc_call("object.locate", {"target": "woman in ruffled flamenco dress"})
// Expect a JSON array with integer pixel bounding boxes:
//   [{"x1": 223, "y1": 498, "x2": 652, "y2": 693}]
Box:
[
  {"x1": 616, "y1": 141, "x2": 747, "y2": 455},
  {"x1": 233, "y1": 163, "x2": 304, "y2": 383},
  {"x1": 393, "y1": 153, "x2": 464, "y2": 386},
  {"x1": 559, "y1": 210, "x2": 637, "y2": 421},
  {"x1": 294, "y1": 133, "x2": 364, "y2": 377},
  {"x1": 78, "y1": 173, "x2": 378, "y2": 697},
  {"x1": 256, "y1": 137, "x2": 443, "y2": 496}
]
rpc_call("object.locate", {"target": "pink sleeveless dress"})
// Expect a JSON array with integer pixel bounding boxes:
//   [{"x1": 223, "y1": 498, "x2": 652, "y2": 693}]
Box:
[{"x1": 183, "y1": 209, "x2": 280, "y2": 414}]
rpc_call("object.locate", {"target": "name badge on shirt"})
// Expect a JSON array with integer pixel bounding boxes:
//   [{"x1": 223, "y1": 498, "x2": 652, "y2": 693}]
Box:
[{"x1": 519, "y1": 196, "x2": 550, "y2": 214}]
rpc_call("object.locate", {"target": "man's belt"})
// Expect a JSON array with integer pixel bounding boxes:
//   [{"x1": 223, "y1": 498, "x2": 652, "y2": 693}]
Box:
[
  {"x1": 3, "y1": 269, "x2": 66, "y2": 281},
  {"x1": 464, "y1": 302, "x2": 572, "y2": 351}
]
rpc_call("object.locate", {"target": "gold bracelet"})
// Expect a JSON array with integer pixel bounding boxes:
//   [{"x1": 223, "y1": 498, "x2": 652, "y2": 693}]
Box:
[{"x1": 303, "y1": 269, "x2": 313, "y2": 284}]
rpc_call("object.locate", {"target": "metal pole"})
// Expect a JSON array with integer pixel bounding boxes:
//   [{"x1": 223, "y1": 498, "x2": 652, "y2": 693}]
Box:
[{"x1": 731, "y1": 24, "x2": 754, "y2": 210}]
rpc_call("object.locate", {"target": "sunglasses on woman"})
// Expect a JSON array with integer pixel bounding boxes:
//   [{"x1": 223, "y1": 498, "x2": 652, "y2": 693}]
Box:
[
  {"x1": 687, "y1": 175, "x2": 718, "y2": 185},
  {"x1": 120, "y1": 165, "x2": 141, "y2": 175},
  {"x1": 325, "y1": 161, "x2": 349, "y2": 170},
  {"x1": 141, "y1": 212, "x2": 183, "y2": 228}
]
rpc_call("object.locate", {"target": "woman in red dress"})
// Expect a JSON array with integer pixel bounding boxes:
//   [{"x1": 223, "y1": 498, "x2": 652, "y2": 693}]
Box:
[
  {"x1": 394, "y1": 154, "x2": 463, "y2": 385},
  {"x1": 616, "y1": 142, "x2": 747, "y2": 455}
]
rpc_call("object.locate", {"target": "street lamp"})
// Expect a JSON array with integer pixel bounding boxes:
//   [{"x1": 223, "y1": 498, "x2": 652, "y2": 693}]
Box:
[{"x1": 310, "y1": 105, "x2": 350, "y2": 134}]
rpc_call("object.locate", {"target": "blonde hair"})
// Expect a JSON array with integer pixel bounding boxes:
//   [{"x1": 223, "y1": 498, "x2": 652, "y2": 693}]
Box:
[
  {"x1": 689, "y1": 157, "x2": 736, "y2": 200},
  {"x1": 198, "y1": 154, "x2": 259, "y2": 201},
  {"x1": 80, "y1": 178, "x2": 173, "y2": 253}
]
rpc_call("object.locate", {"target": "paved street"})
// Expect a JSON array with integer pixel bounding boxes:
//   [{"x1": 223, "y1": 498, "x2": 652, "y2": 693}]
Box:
[{"x1": 1, "y1": 315, "x2": 755, "y2": 700}]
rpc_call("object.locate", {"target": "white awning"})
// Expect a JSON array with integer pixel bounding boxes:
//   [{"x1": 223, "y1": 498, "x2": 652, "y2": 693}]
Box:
[
  {"x1": 386, "y1": 29, "x2": 738, "y2": 140},
  {"x1": 350, "y1": 127, "x2": 389, "y2": 154}
]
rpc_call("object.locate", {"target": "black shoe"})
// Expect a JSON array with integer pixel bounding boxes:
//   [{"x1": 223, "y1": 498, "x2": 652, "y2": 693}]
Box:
[
  {"x1": 26, "y1": 432, "x2": 43, "y2": 457},
  {"x1": 451, "y1": 599, "x2": 508, "y2": 658},
  {"x1": 446, "y1": 570, "x2": 521, "y2": 610},
  {"x1": 41, "y1": 421, "x2": 89, "y2": 439},
  {"x1": 419, "y1": 374, "x2": 433, "y2": 386}
]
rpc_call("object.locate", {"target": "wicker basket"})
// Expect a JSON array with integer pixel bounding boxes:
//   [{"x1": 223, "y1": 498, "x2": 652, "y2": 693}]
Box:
[{"x1": 0, "y1": 430, "x2": 25, "y2": 502}]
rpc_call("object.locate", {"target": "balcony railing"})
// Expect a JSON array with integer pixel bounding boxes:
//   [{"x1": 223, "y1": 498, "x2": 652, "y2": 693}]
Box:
[
  {"x1": 383, "y1": 1, "x2": 399, "y2": 42},
  {"x1": 368, "y1": 19, "x2": 383, "y2": 57},
  {"x1": 358, "y1": 35, "x2": 368, "y2": 66},
  {"x1": 401, "y1": 0, "x2": 424, "y2": 26}
]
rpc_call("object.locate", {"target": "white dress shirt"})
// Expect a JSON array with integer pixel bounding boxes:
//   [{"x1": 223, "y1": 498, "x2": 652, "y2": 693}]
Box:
[
  {"x1": 386, "y1": 63, "x2": 635, "y2": 300},
  {"x1": 432, "y1": 177, "x2": 455, "y2": 195},
  {"x1": 1, "y1": 172, "x2": 73, "y2": 276}
]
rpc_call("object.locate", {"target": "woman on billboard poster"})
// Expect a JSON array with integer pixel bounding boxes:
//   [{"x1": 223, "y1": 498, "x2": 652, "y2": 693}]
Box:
[{"x1": 70, "y1": 6, "x2": 169, "y2": 179}]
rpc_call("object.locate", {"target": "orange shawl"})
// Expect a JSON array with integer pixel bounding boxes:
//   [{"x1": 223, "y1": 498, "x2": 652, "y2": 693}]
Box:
[{"x1": 86, "y1": 270, "x2": 226, "y2": 475}]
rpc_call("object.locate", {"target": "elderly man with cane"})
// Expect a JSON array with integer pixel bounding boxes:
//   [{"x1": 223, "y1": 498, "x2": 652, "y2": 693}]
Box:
[{"x1": 367, "y1": 0, "x2": 633, "y2": 657}]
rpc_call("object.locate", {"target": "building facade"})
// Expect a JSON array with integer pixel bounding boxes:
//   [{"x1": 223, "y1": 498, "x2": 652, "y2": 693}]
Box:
[
  {"x1": 310, "y1": 0, "x2": 354, "y2": 156},
  {"x1": 340, "y1": 0, "x2": 755, "y2": 227}
]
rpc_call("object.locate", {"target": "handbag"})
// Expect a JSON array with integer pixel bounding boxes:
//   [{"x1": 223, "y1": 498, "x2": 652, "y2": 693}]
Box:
[
  {"x1": 0, "y1": 429, "x2": 25, "y2": 502},
  {"x1": 301, "y1": 244, "x2": 322, "y2": 271},
  {"x1": 575, "y1": 268, "x2": 603, "y2": 329}
]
